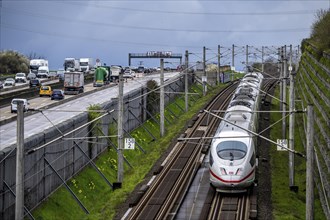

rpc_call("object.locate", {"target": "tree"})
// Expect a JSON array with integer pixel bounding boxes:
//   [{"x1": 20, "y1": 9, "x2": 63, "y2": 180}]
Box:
[
  {"x1": 0, "y1": 50, "x2": 29, "y2": 74},
  {"x1": 310, "y1": 9, "x2": 330, "y2": 52},
  {"x1": 27, "y1": 52, "x2": 46, "y2": 60}
]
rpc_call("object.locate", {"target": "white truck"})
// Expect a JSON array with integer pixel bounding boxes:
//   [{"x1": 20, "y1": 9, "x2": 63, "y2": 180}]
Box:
[
  {"x1": 64, "y1": 58, "x2": 80, "y2": 72},
  {"x1": 110, "y1": 65, "x2": 123, "y2": 82},
  {"x1": 63, "y1": 71, "x2": 84, "y2": 95},
  {"x1": 37, "y1": 66, "x2": 50, "y2": 78},
  {"x1": 79, "y1": 58, "x2": 94, "y2": 74},
  {"x1": 29, "y1": 59, "x2": 49, "y2": 75}
]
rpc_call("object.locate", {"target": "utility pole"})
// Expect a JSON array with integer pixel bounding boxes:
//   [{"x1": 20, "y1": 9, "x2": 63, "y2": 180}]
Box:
[
  {"x1": 117, "y1": 70, "x2": 124, "y2": 186},
  {"x1": 261, "y1": 46, "x2": 264, "y2": 73},
  {"x1": 15, "y1": 101, "x2": 24, "y2": 220},
  {"x1": 160, "y1": 58, "x2": 165, "y2": 137},
  {"x1": 288, "y1": 44, "x2": 295, "y2": 189},
  {"x1": 306, "y1": 105, "x2": 314, "y2": 220},
  {"x1": 217, "y1": 45, "x2": 220, "y2": 84},
  {"x1": 232, "y1": 44, "x2": 235, "y2": 68},
  {"x1": 232, "y1": 44, "x2": 235, "y2": 82},
  {"x1": 185, "y1": 50, "x2": 189, "y2": 112},
  {"x1": 246, "y1": 45, "x2": 249, "y2": 73},
  {"x1": 282, "y1": 46, "x2": 287, "y2": 140},
  {"x1": 279, "y1": 47, "x2": 283, "y2": 112},
  {"x1": 203, "y1": 46, "x2": 206, "y2": 96}
]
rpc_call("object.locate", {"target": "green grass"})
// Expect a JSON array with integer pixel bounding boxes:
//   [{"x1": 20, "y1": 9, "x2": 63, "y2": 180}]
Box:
[
  {"x1": 32, "y1": 83, "x2": 227, "y2": 220},
  {"x1": 270, "y1": 88, "x2": 325, "y2": 220}
]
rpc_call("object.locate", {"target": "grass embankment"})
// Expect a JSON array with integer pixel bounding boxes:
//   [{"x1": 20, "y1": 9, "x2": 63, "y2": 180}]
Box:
[
  {"x1": 32, "y1": 82, "x2": 227, "y2": 220},
  {"x1": 270, "y1": 88, "x2": 325, "y2": 220}
]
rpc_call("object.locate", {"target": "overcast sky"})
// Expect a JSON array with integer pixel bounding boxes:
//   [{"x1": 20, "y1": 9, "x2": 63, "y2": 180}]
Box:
[{"x1": 1, "y1": 0, "x2": 329, "y2": 71}]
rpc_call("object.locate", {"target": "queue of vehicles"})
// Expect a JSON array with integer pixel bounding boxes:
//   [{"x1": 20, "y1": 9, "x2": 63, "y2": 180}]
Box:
[{"x1": 3, "y1": 57, "x2": 150, "y2": 114}]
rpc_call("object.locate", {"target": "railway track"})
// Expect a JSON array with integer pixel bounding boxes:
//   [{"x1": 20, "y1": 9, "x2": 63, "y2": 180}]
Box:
[
  {"x1": 206, "y1": 186, "x2": 258, "y2": 220},
  {"x1": 124, "y1": 82, "x2": 238, "y2": 220},
  {"x1": 123, "y1": 75, "x2": 279, "y2": 220},
  {"x1": 207, "y1": 191, "x2": 253, "y2": 220}
]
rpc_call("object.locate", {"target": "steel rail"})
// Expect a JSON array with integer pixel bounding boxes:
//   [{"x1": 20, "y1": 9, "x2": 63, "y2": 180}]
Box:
[
  {"x1": 206, "y1": 77, "x2": 277, "y2": 220},
  {"x1": 126, "y1": 82, "x2": 238, "y2": 219},
  {"x1": 157, "y1": 84, "x2": 239, "y2": 219}
]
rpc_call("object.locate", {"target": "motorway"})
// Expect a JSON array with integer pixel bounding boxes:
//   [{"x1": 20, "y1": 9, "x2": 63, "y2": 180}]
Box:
[
  {"x1": 0, "y1": 72, "x2": 182, "y2": 151},
  {"x1": 1, "y1": 80, "x2": 97, "y2": 121}
]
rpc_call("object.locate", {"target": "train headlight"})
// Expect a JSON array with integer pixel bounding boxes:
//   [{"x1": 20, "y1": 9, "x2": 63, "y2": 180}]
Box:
[
  {"x1": 235, "y1": 168, "x2": 243, "y2": 175},
  {"x1": 220, "y1": 168, "x2": 227, "y2": 175}
]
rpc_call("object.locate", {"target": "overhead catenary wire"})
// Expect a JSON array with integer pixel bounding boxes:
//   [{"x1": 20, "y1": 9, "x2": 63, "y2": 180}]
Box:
[
  {"x1": 204, "y1": 109, "x2": 306, "y2": 157},
  {"x1": 1, "y1": 7, "x2": 310, "y2": 33},
  {"x1": 60, "y1": 1, "x2": 319, "y2": 16},
  {"x1": 26, "y1": 110, "x2": 114, "y2": 154}
]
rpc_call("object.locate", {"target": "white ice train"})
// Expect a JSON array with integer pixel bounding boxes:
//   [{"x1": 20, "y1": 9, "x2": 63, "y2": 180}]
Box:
[{"x1": 209, "y1": 72, "x2": 263, "y2": 192}]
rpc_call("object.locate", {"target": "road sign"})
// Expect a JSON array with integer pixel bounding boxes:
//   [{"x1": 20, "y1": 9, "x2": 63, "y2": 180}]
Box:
[
  {"x1": 277, "y1": 139, "x2": 288, "y2": 151},
  {"x1": 124, "y1": 138, "x2": 135, "y2": 150}
]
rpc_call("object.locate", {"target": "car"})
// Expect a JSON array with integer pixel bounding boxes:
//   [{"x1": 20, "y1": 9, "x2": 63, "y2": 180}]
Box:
[
  {"x1": 4, "y1": 78, "x2": 15, "y2": 86},
  {"x1": 57, "y1": 69, "x2": 65, "y2": 82},
  {"x1": 39, "y1": 86, "x2": 52, "y2": 97},
  {"x1": 49, "y1": 71, "x2": 58, "y2": 78},
  {"x1": 137, "y1": 66, "x2": 145, "y2": 73},
  {"x1": 15, "y1": 72, "x2": 27, "y2": 83},
  {"x1": 51, "y1": 89, "x2": 65, "y2": 100},
  {"x1": 29, "y1": 79, "x2": 41, "y2": 88},
  {"x1": 27, "y1": 72, "x2": 37, "y2": 80},
  {"x1": 123, "y1": 69, "x2": 136, "y2": 79},
  {"x1": 11, "y1": 98, "x2": 29, "y2": 113}
]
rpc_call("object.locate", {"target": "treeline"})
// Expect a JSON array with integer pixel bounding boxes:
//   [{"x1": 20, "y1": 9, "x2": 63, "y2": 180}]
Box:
[
  {"x1": 0, "y1": 50, "x2": 46, "y2": 75},
  {"x1": 0, "y1": 50, "x2": 29, "y2": 75},
  {"x1": 303, "y1": 9, "x2": 330, "y2": 56}
]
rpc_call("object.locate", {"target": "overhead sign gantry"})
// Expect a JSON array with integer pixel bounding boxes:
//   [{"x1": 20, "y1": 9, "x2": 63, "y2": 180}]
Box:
[{"x1": 128, "y1": 51, "x2": 182, "y2": 66}]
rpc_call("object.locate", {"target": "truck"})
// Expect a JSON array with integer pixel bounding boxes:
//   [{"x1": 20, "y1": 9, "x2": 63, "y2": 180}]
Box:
[
  {"x1": 29, "y1": 59, "x2": 48, "y2": 74},
  {"x1": 110, "y1": 65, "x2": 123, "y2": 82},
  {"x1": 64, "y1": 58, "x2": 80, "y2": 72},
  {"x1": 196, "y1": 61, "x2": 204, "y2": 71},
  {"x1": 93, "y1": 66, "x2": 110, "y2": 87},
  {"x1": 79, "y1": 58, "x2": 94, "y2": 74},
  {"x1": 37, "y1": 66, "x2": 50, "y2": 78},
  {"x1": 63, "y1": 71, "x2": 84, "y2": 95}
]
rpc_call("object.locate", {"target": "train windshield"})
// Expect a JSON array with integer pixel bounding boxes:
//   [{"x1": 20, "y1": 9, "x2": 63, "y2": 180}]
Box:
[{"x1": 216, "y1": 141, "x2": 247, "y2": 160}]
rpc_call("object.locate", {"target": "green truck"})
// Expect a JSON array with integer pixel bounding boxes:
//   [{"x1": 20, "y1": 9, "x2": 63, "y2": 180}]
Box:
[{"x1": 93, "y1": 66, "x2": 110, "y2": 87}]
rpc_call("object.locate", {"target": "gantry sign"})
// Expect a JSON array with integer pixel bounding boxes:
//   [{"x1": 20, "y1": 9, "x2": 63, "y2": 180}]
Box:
[{"x1": 128, "y1": 51, "x2": 183, "y2": 66}]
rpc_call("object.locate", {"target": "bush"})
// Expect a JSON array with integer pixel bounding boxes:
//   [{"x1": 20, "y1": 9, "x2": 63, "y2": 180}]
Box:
[{"x1": 0, "y1": 50, "x2": 29, "y2": 74}]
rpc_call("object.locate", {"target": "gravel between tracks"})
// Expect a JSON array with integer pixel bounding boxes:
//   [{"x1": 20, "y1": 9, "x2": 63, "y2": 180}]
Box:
[
  {"x1": 114, "y1": 88, "x2": 274, "y2": 220},
  {"x1": 256, "y1": 87, "x2": 274, "y2": 220}
]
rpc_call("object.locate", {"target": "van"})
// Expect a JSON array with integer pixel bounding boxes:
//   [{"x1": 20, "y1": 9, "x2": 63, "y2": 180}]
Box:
[
  {"x1": 37, "y1": 66, "x2": 50, "y2": 78},
  {"x1": 11, "y1": 98, "x2": 29, "y2": 113},
  {"x1": 39, "y1": 86, "x2": 52, "y2": 97}
]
